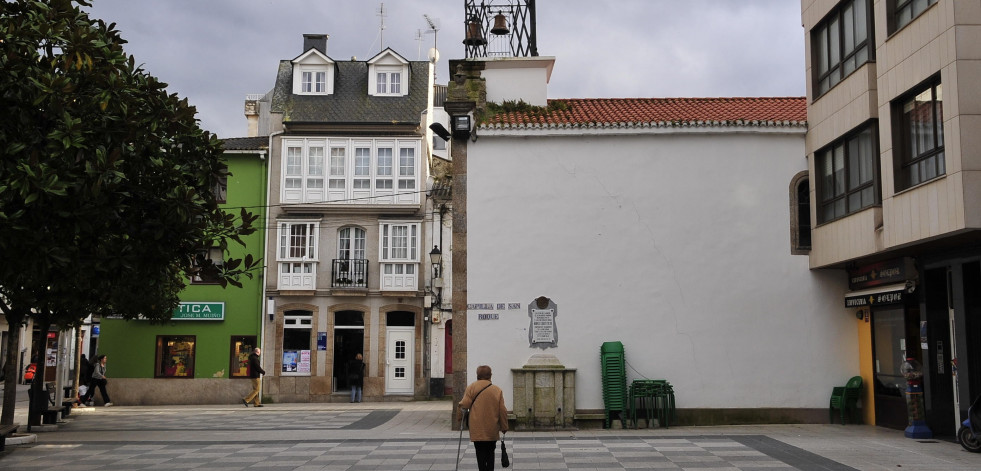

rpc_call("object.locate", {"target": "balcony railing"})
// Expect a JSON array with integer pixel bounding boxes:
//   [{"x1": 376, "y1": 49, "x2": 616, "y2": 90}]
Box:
[{"x1": 332, "y1": 259, "x2": 368, "y2": 289}]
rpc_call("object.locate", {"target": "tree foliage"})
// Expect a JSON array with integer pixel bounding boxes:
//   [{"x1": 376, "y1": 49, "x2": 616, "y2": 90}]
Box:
[{"x1": 0, "y1": 0, "x2": 261, "y2": 423}]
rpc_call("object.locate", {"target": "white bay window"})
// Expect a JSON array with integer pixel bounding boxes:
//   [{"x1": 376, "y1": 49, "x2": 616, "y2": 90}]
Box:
[
  {"x1": 278, "y1": 221, "x2": 319, "y2": 290},
  {"x1": 281, "y1": 137, "x2": 420, "y2": 204},
  {"x1": 380, "y1": 221, "x2": 419, "y2": 290}
]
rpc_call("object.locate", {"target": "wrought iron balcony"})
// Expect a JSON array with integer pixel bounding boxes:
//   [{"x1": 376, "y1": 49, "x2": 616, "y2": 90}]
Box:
[{"x1": 332, "y1": 259, "x2": 368, "y2": 289}]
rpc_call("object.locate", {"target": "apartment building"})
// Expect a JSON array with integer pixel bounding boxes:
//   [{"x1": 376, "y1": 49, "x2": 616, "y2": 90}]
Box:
[
  {"x1": 801, "y1": 0, "x2": 981, "y2": 435},
  {"x1": 249, "y1": 34, "x2": 440, "y2": 402}
]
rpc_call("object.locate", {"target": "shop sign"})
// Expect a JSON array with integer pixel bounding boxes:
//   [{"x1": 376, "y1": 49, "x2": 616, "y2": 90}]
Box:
[
  {"x1": 848, "y1": 258, "x2": 914, "y2": 290},
  {"x1": 172, "y1": 302, "x2": 225, "y2": 320},
  {"x1": 845, "y1": 288, "x2": 906, "y2": 307}
]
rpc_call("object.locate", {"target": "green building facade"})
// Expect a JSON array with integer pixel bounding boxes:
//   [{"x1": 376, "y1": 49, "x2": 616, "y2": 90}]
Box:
[{"x1": 96, "y1": 140, "x2": 268, "y2": 405}]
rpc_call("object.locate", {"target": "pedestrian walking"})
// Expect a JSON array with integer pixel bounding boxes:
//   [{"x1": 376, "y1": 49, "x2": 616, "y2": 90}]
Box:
[
  {"x1": 242, "y1": 348, "x2": 265, "y2": 407},
  {"x1": 347, "y1": 353, "x2": 365, "y2": 403},
  {"x1": 75, "y1": 354, "x2": 93, "y2": 407},
  {"x1": 86, "y1": 354, "x2": 112, "y2": 406},
  {"x1": 459, "y1": 365, "x2": 509, "y2": 471}
]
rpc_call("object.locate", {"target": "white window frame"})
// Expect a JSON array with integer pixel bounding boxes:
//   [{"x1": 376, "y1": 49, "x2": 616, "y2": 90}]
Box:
[
  {"x1": 296, "y1": 65, "x2": 330, "y2": 95},
  {"x1": 338, "y1": 227, "x2": 367, "y2": 261},
  {"x1": 379, "y1": 221, "x2": 420, "y2": 290},
  {"x1": 190, "y1": 247, "x2": 224, "y2": 284},
  {"x1": 369, "y1": 65, "x2": 407, "y2": 97},
  {"x1": 277, "y1": 221, "x2": 320, "y2": 290},
  {"x1": 282, "y1": 313, "x2": 313, "y2": 376},
  {"x1": 282, "y1": 137, "x2": 420, "y2": 205}
]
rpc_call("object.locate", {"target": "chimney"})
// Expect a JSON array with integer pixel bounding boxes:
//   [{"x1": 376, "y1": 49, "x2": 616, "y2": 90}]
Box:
[
  {"x1": 303, "y1": 34, "x2": 329, "y2": 55},
  {"x1": 244, "y1": 94, "x2": 262, "y2": 137}
]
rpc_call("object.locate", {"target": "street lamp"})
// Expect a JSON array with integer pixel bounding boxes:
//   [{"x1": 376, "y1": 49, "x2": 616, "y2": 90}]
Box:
[
  {"x1": 429, "y1": 245, "x2": 443, "y2": 279},
  {"x1": 428, "y1": 245, "x2": 444, "y2": 319}
]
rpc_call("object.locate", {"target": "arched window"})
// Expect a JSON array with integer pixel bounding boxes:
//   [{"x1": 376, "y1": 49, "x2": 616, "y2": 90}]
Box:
[{"x1": 790, "y1": 171, "x2": 812, "y2": 254}]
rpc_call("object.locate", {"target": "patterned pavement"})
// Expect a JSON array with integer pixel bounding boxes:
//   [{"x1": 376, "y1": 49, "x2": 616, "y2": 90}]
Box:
[
  {"x1": 3, "y1": 435, "x2": 852, "y2": 470},
  {"x1": 1, "y1": 402, "x2": 980, "y2": 470}
]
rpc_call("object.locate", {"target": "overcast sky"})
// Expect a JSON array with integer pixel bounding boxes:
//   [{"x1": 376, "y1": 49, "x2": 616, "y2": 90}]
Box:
[{"x1": 84, "y1": 0, "x2": 805, "y2": 139}]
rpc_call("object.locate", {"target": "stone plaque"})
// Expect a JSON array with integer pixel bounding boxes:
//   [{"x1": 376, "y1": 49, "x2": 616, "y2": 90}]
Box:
[{"x1": 528, "y1": 296, "x2": 558, "y2": 349}]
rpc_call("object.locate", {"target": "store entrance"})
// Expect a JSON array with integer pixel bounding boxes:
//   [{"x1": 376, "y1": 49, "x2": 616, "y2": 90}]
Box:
[
  {"x1": 924, "y1": 267, "x2": 956, "y2": 436},
  {"x1": 872, "y1": 306, "x2": 918, "y2": 430},
  {"x1": 333, "y1": 310, "x2": 364, "y2": 391}
]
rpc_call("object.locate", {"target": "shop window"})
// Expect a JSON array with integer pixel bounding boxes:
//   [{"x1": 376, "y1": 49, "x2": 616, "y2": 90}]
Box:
[
  {"x1": 155, "y1": 335, "x2": 195, "y2": 378},
  {"x1": 283, "y1": 311, "x2": 312, "y2": 375},
  {"x1": 229, "y1": 335, "x2": 257, "y2": 378}
]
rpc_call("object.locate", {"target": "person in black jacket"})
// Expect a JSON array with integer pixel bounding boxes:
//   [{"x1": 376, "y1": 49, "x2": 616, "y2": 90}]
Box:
[
  {"x1": 75, "y1": 354, "x2": 93, "y2": 407},
  {"x1": 241, "y1": 348, "x2": 266, "y2": 407},
  {"x1": 347, "y1": 353, "x2": 365, "y2": 403}
]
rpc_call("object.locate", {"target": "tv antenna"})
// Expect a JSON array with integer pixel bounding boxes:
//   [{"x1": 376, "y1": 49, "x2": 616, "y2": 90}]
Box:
[
  {"x1": 377, "y1": 3, "x2": 387, "y2": 50},
  {"x1": 423, "y1": 14, "x2": 439, "y2": 51}
]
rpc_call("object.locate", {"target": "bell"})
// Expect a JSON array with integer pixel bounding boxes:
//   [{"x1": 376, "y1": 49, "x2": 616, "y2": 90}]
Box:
[
  {"x1": 491, "y1": 13, "x2": 510, "y2": 35},
  {"x1": 463, "y1": 18, "x2": 486, "y2": 46}
]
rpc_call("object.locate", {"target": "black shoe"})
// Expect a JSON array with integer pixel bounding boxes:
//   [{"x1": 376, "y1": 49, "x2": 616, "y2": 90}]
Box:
[
  {"x1": 241, "y1": 398, "x2": 249, "y2": 407},
  {"x1": 254, "y1": 404, "x2": 264, "y2": 407}
]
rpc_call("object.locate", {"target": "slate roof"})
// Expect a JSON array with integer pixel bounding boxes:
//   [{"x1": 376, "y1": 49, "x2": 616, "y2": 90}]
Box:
[
  {"x1": 269, "y1": 60, "x2": 430, "y2": 125},
  {"x1": 221, "y1": 136, "x2": 268, "y2": 151},
  {"x1": 481, "y1": 97, "x2": 807, "y2": 129}
]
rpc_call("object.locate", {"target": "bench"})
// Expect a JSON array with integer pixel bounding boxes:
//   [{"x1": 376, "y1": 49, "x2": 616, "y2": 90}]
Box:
[{"x1": 0, "y1": 423, "x2": 19, "y2": 452}]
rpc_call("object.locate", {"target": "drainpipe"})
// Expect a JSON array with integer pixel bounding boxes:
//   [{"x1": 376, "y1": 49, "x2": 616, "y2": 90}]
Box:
[{"x1": 260, "y1": 131, "x2": 283, "y2": 379}]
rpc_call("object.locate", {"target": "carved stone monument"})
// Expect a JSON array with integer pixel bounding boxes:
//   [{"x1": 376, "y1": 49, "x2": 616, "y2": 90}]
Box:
[{"x1": 511, "y1": 353, "x2": 577, "y2": 430}]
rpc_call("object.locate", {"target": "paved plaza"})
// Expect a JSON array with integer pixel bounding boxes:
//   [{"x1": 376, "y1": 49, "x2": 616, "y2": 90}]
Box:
[{"x1": 1, "y1": 392, "x2": 980, "y2": 470}]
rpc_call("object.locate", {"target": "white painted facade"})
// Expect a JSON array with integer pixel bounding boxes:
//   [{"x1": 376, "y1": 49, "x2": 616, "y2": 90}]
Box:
[
  {"x1": 481, "y1": 57, "x2": 554, "y2": 107},
  {"x1": 465, "y1": 126, "x2": 859, "y2": 411}
]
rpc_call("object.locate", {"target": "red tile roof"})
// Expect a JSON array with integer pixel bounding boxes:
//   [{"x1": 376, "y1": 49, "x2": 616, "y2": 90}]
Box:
[{"x1": 481, "y1": 97, "x2": 807, "y2": 129}]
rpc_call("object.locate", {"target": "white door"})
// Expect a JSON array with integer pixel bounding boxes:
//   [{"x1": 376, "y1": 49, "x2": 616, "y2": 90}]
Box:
[{"x1": 385, "y1": 328, "x2": 414, "y2": 394}]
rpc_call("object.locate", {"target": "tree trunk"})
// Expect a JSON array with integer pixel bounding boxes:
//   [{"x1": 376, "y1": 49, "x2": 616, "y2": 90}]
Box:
[{"x1": 1, "y1": 319, "x2": 23, "y2": 425}]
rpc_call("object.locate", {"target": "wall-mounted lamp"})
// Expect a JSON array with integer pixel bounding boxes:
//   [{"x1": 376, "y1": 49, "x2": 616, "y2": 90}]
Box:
[
  {"x1": 429, "y1": 122, "x2": 451, "y2": 141},
  {"x1": 429, "y1": 245, "x2": 443, "y2": 319},
  {"x1": 429, "y1": 245, "x2": 443, "y2": 279},
  {"x1": 452, "y1": 114, "x2": 472, "y2": 139},
  {"x1": 267, "y1": 297, "x2": 275, "y2": 322}
]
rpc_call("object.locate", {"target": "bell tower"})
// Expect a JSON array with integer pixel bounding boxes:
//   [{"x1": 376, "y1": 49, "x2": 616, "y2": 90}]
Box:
[{"x1": 463, "y1": 0, "x2": 538, "y2": 59}]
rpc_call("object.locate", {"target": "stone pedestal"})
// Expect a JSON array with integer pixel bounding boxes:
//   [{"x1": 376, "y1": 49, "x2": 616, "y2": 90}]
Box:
[{"x1": 512, "y1": 353, "x2": 576, "y2": 430}]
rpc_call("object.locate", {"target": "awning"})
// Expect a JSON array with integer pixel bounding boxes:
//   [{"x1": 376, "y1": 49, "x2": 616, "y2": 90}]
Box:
[{"x1": 844, "y1": 282, "x2": 912, "y2": 308}]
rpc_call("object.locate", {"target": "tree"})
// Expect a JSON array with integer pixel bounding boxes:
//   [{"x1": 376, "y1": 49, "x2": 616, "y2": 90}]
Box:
[{"x1": 0, "y1": 0, "x2": 260, "y2": 425}]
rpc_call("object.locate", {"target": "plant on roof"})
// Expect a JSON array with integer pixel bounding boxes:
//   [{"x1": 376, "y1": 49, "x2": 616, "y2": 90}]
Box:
[{"x1": 479, "y1": 99, "x2": 571, "y2": 123}]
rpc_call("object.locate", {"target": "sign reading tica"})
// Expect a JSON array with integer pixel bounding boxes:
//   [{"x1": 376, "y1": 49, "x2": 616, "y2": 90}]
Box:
[{"x1": 172, "y1": 302, "x2": 225, "y2": 320}]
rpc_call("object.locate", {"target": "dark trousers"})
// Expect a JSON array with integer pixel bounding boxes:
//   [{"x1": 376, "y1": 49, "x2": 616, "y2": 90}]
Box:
[
  {"x1": 85, "y1": 378, "x2": 110, "y2": 403},
  {"x1": 474, "y1": 440, "x2": 496, "y2": 471}
]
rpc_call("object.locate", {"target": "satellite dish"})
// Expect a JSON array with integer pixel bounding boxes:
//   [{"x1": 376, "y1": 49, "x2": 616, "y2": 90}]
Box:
[{"x1": 428, "y1": 47, "x2": 440, "y2": 64}]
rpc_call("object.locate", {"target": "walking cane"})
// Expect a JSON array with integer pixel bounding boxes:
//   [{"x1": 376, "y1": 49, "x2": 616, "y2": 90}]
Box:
[{"x1": 455, "y1": 408, "x2": 468, "y2": 471}]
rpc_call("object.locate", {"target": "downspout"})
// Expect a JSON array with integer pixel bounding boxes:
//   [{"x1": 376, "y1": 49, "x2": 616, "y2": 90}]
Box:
[{"x1": 260, "y1": 131, "x2": 283, "y2": 379}]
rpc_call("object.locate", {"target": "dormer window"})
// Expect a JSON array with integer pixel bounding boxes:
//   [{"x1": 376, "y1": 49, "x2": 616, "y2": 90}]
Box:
[
  {"x1": 376, "y1": 70, "x2": 402, "y2": 95},
  {"x1": 302, "y1": 70, "x2": 327, "y2": 93},
  {"x1": 367, "y1": 48, "x2": 409, "y2": 97},
  {"x1": 292, "y1": 48, "x2": 334, "y2": 95}
]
